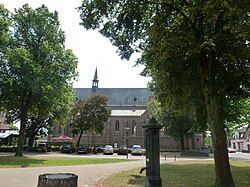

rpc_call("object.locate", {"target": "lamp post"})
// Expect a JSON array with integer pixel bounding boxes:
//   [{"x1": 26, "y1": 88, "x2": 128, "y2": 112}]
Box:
[{"x1": 125, "y1": 127, "x2": 130, "y2": 159}]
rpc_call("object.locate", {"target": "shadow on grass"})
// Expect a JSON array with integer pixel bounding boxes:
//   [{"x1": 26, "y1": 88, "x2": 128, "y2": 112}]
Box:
[
  {"x1": 0, "y1": 156, "x2": 45, "y2": 168},
  {"x1": 112, "y1": 161, "x2": 250, "y2": 187},
  {"x1": 128, "y1": 174, "x2": 144, "y2": 186}
]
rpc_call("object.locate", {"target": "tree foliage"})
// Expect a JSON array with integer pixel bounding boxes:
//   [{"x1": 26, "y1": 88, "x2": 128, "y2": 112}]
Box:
[
  {"x1": 147, "y1": 97, "x2": 198, "y2": 151},
  {"x1": 0, "y1": 4, "x2": 10, "y2": 52},
  {"x1": 70, "y1": 94, "x2": 111, "y2": 148},
  {"x1": 25, "y1": 87, "x2": 74, "y2": 149},
  {"x1": 0, "y1": 4, "x2": 78, "y2": 156},
  {"x1": 78, "y1": 1, "x2": 249, "y2": 186}
]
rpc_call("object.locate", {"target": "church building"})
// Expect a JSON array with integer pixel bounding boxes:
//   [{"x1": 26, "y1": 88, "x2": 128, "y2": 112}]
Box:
[{"x1": 50, "y1": 69, "x2": 202, "y2": 149}]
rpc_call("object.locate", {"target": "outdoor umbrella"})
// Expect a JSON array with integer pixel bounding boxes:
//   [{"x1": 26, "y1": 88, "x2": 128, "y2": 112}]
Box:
[{"x1": 52, "y1": 135, "x2": 73, "y2": 142}]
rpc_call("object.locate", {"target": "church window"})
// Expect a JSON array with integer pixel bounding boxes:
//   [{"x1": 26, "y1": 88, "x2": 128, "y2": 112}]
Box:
[
  {"x1": 115, "y1": 120, "x2": 119, "y2": 131},
  {"x1": 132, "y1": 120, "x2": 136, "y2": 136}
]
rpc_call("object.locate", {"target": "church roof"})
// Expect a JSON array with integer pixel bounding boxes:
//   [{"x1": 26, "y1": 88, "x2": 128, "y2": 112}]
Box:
[{"x1": 75, "y1": 88, "x2": 152, "y2": 106}]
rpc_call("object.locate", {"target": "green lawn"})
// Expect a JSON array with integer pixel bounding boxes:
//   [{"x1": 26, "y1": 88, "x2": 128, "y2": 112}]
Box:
[
  {"x1": 0, "y1": 156, "x2": 133, "y2": 168},
  {"x1": 103, "y1": 160, "x2": 250, "y2": 187}
]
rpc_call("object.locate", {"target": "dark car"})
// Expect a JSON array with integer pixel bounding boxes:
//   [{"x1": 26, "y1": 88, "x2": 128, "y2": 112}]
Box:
[
  {"x1": 61, "y1": 144, "x2": 75, "y2": 153},
  {"x1": 37, "y1": 143, "x2": 51, "y2": 152},
  {"x1": 77, "y1": 145, "x2": 90, "y2": 154},
  {"x1": 93, "y1": 146, "x2": 103, "y2": 154},
  {"x1": 117, "y1": 146, "x2": 128, "y2": 155}
]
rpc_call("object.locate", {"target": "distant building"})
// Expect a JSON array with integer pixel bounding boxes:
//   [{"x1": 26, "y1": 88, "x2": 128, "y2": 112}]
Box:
[
  {"x1": 0, "y1": 112, "x2": 19, "y2": 145},
  {"x1": 231, "y1": 126, "x2": 250, "y2": 152},
  {"x1": 0, "y1": 112, "x2": 8, "y2": 130},
  {"x1": 49, "y1": 68, "x2": 202, "y2": 150}
]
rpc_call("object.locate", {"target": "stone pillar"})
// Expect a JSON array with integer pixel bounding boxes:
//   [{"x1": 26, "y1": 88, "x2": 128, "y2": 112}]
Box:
[{"x1": 143, "y1": 117, "x2": 162, "y2": 187}]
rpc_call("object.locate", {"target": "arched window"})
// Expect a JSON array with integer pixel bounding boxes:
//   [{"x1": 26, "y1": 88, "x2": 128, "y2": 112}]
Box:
[
  {"x1": 132, "y1": 120, "x2": 136, "y2": 136},
  {"x1": 115, "y1": 120, "x2": 119, "y2": 131}
]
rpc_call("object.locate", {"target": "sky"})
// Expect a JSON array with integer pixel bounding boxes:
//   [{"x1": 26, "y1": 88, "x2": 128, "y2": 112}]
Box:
[{"x1": 0, "y1": 0, "x2": 151, "y2": 88}]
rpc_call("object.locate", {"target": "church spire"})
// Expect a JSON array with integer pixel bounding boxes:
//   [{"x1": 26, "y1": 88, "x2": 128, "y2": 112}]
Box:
[
  {"x1": 94, "y1": 67, "x2": 98, "y2": 80},
  {"x1": 92, "y1": 67, "x2": 99, "y2": 93}
]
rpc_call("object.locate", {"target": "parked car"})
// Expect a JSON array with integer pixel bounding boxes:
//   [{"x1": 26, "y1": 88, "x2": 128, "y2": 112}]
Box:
[
  {"x1": 117, "y1": 145, "x2": 128, "y2": 155},
  {"x1": 228, "y1": 148, "x2": 236, "y2": 153},
  {"x1": 93, "y1": 146, "x2": 103, "y2": 154},
  {"x1": 131, "y1": 145, "x2": 143, "y2": 155},
  {"x1": 37, "y1": 143, "x2": 51, "y2": 152},
  {"x1": 61, "y1": 144, "x2": 75, "y2": 153},
  {"x1": 103, "y1": 145, "x2": 114, "y2": 155},
  {"x1": 77, "y1": 145, "x2": 90, "y2": 154}
]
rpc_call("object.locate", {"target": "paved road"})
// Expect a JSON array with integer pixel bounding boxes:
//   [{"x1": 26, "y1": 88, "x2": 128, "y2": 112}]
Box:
[
  {"x1": 0, "y1": 152, "x2": 248, "y2": 187},
  {"x1": 0, "y1": 160, "x2": 145, "y2": 187},
  {"x1": 228, "y1": 152, "x2": 250, "y2": 161}
]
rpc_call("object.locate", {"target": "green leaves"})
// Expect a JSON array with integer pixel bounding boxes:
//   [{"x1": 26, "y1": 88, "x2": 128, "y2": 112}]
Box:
[
  {"x1": 0, "y1": 4, "x2": 78, "y2": 154},
  {"x1": 78, "y1": 0, "x2": 249, "y2": 123},
  {"x1": 71, "y1": 95, "x2": 111, "y2": 135},
  {"x1": 0, "y1": 5, "x2": 11, "y2": 49}
]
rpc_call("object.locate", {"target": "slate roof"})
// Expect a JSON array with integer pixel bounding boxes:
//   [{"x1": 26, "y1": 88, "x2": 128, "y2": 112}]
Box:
[{"x1": 75, "y1": 88, "x2": 152, "y2": 106}]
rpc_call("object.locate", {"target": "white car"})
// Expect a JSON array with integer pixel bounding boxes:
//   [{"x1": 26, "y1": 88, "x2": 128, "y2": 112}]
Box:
[
  {"x1": 103, "y1": 145, "x2": 114, "y2": 155},
  {"x1": 131, "y1": 145, "x2": 143, "y2": 155}
]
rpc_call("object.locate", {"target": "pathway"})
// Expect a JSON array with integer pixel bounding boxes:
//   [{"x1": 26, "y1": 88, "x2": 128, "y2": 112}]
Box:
[{"x1": 0, "y1": 160, "x2": 145, "y2": 187}]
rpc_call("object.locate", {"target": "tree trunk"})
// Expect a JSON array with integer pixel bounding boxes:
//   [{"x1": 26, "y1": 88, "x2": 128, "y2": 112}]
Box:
[
  {"x1": 202, "y1": 70, "x2": 235, "y2": 186},
  {"x1": 180, "y1": 135, "x2": 185, "y2": 152},
  {"x1": 76, "y1": 130, "x2": 83, "y2": 149},
  {"x1": 27, "y1": 122, "x2": 39, "y2": 150},
  {"x1": 15, "y1": 124, "x2": 26, "y2": 156},
  {"x1": 15, "y1": 109, "x2": 28, "y2": 156},
  {"x1": 28, "y1": 133, "x2": 35, "y2": 150}
]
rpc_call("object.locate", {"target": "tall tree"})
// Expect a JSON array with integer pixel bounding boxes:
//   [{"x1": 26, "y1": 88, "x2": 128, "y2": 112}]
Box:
[
  {"x1": 147, "y1": 97, "x2": 200, "y2": 151},
  {"x1": 163, "y1": 112, "x2": 196, "y2": 151},
  {"x1": 71, "y1": 95, "x2": 111, "y2": 149},
  {"x1": 0, "y1": 5, "x2": 11, "y2": 81},
  {"x1": 26, "y1": 87, "x2": 73, "y2": 149},
  {"x1": 0, "y1": 4, "x2": 78, "y2": 156},
  {"x1": 78, "y1": 1, "x2": 249, "y2": 186}
]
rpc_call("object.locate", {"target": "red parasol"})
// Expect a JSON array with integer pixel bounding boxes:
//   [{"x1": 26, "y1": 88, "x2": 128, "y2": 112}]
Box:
[{"x1": 52, "y1": 135, "x2": 73, "y2": 142}]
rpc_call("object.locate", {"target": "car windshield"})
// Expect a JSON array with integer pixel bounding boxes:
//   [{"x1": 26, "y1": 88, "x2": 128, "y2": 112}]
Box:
[
  {"x1": 134, "y1": 147, "x2": 141, "y2": 150},
  {"x1": 133, "y1": 145, "x2": 141, "y2": 149},
  {"x1": 105, "y1": 145, "x2": 112, "y2": 149}
]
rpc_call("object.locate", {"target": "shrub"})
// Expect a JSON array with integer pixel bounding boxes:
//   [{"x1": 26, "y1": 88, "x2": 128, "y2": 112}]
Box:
[
  {"x1": 180, "y1": 151, "x2": 209, "y2": 157},
  {"x1": 51, "y1": 145, "x2": 60, "y2": 152},
  {"x1": 0, "y1": 146, "x2": 16, "y2": 152}
]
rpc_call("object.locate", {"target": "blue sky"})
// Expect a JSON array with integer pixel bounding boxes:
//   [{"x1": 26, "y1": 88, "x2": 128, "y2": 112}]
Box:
[{"x1": 0, "y1": 0, "x2": 151, "y2": 88}]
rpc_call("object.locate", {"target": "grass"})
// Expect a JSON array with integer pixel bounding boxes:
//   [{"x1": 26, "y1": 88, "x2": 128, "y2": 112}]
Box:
[
  {"x1": 0, "y1": 156, "x2": 134, "y2": 168},
  {"x1": 103, "y1": 160, "x2": 250, "y2": 187}
]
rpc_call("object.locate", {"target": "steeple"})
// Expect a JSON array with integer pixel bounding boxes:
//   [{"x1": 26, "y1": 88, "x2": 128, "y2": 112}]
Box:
[{"x1": 92, "y1": 67, "x2": 99, "y2": 93}]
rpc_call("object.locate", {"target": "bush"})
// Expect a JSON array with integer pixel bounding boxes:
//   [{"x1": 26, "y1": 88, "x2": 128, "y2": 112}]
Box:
[
  {"x1": 160, "y1": 148, "x2": 181, "y2": 152},
  {"x1": 180, "y1": 151, "x2": 209, "y2": 157},
  {"x1": 0, "y1": 146, "x2": 16, "y2": 152},
  {"x1": 241, "y1": 150, "x2": 250, "y2": 153},
  {"x1": 26, "y1": 147, "x2": 38, "y2": 152},
  {"x1": 113, "y1": 147, "x2": 119, "y2": 153},
  {"x1": 51, "y1": 145, "x2": 60, "y2": 152}
]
